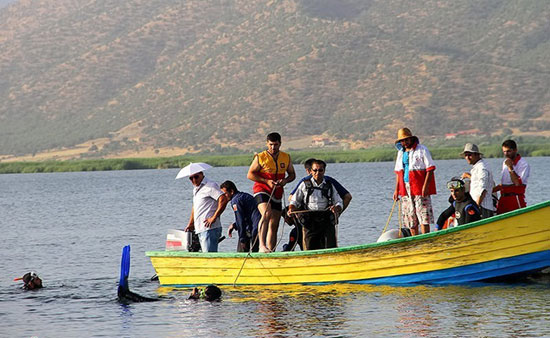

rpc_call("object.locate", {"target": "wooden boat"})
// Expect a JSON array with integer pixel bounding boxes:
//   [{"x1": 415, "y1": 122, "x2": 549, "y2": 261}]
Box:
[{"x1": 146, "y1": 200, "x2": 550, "y2": 286}]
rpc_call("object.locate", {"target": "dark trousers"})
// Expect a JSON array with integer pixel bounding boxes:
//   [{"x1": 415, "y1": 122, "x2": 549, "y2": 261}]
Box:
[
  {"x1": 237, "y1": 238, "x2": 259, "y2": 253},
  {"x1": 480, "y1": 207, "x2": 495, "y2": 219},
  {"x1": 301, "y1": 211, "x2": 336, "y2": 250}
]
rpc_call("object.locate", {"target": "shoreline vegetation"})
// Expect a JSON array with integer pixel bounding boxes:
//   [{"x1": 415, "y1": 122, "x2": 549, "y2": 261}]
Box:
[{"x1": 1, "y1": 144, "x2": 549, "y2": 174}]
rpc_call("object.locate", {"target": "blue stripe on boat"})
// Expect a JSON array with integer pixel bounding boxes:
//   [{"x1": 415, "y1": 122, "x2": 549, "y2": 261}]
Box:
[
  {"x1": 163, "y1": 251, "x2": 550, "y2": 287},
  {"x1": 349, "y1": 250, "x2": 550, "y2": 285}
]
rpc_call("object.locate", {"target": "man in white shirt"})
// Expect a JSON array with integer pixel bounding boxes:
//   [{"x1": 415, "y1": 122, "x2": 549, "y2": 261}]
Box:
[
  {"x1": 184, "y1": 171, "x2": 228, "y2": 252},
  {"x1": 494, "y1": 139, "x2": 530, "y2": 214},
  {"x1": 288, "y1": 159, "x2": 342, "y2": 250},
  {"x1": 461, "y1": 143, "x2": 496, "y2": 218}
]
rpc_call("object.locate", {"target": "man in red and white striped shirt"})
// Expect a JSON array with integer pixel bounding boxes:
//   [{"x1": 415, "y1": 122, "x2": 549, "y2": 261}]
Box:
[
  {"x1": 494, "y1": 139, "x2": 530, "y2": 214},
  {"x1": 393, "y1": 128, "x2": 437, "y2": 235}
]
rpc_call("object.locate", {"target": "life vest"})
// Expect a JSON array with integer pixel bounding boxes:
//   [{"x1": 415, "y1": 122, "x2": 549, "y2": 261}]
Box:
[{"x1": 252, "y1": 150, "x2": 290, "y2": 200}]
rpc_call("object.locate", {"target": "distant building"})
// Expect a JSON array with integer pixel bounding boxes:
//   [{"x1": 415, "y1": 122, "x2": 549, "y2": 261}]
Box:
[{"x1": 311, "y1": 137, "x2": 334, "y2": 147}]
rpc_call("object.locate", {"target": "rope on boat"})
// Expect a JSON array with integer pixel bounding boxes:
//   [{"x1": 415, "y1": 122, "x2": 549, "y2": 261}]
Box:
[
  {"x1": 274, "y1": 190, "x2": 287, "y2": 249},
  {"x1": 398, "y1": 199, "x2": 403, "y2": 231},
  {"x1": 287, "y1": 209, "x2": 329, "y2": 214},
  {"x1": 233, "y1": 186, "x2": 277, "y2": 286},
  {"x1": 381, "y1": 199, "x2": 398, "y2": 235}
]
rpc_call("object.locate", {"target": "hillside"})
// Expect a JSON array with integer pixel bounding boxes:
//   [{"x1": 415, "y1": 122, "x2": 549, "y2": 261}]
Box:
[{"x1": 1, "y1": 0, "x2": 549, "y2": 160}]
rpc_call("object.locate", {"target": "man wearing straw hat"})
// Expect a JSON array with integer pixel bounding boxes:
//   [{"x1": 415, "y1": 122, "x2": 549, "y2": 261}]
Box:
[
  {"x1": 461, "y1": 143, "x2": 496, "y2": 218},
  {"x1": 393, "y1": 128, "x2": 437, "y2": 235}
]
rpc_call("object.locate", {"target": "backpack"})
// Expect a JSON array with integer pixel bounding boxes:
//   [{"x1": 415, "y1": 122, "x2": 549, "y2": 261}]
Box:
[{"x1": 303, "y1": 179, "x2": 334, "y2": 209}]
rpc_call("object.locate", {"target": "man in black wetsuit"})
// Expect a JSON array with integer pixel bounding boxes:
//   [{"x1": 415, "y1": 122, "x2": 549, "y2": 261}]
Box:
[{"x1": 436, "y1": 178, "x2": 481, "y2": 230}]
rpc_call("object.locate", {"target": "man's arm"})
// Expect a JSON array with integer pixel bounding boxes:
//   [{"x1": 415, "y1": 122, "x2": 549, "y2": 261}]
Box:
[
  {"x1": 477, "y1": 168, "x2": 491, "y2": 206},
  {"x1": 329, "y1": 182, "x2": 343, "y2": 214},
  {"x1": 184, "y1": 207, "x2": 195, "y2": 232},
  {"x1": 279, "y1": 157, "x2": 296, "y2": 187},
  {"x1": 436, "y1": 204, "x2": 455, "y2": 230},
  {"x1": 422, "y1": 170, "x2": 434, "y2": 197},
  {"x1": 204, "y1": 194, "x2": 229, "y2": 228},
  {"x1": 342, "y1": 193, "x2": 352, "y2": 211},
  {"x1": 504, "y1": 158, "x2": 522, "y2": 186},
  {"x1": 288, "y1": 182, "x2": 304, "y2": 215},
  {"x1": 477, "y1": 190, "x2": 488, "y2": 207},
  {"x1": 325, "y1": 176, "x2": 351, "y2": 211},
  {"x1": 464, "y1": 204, "x2": 482, "y2": 224},
  {"x1": 393, "y1": 173, "x2": 400, "y2": 201},
  {"x1": 247, "y1": 155, "x2": 264, "y2": 183}
]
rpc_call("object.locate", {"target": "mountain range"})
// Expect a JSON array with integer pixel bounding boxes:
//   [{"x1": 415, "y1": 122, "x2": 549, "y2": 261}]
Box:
[{"x1": 1, "y1": 0, "x2": 549, "y2": 160}]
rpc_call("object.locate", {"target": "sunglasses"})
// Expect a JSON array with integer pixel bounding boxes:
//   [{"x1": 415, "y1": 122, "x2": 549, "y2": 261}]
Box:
[
  {"x1": 311, "y1": 169, "x2": 324, "y2": 172},
  {"x1": 189, "y1": 174, "x2": 200, "y2": 181}
]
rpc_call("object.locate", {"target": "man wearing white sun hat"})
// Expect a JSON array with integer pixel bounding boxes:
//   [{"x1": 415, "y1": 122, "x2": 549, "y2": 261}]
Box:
[{"x1": 177, "y1": 163, "x2": 229, "y2": 252}]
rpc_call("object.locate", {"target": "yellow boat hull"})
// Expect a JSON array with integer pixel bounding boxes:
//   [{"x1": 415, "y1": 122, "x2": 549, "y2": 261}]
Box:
[{"x1": 146, "y1": 201, "x2": 550, "y2": 286}]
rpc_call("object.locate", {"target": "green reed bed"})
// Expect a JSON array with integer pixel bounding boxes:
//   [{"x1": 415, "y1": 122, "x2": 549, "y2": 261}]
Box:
[{"x1": 1, "y1": 144, "x2": 548, "y2": 174}]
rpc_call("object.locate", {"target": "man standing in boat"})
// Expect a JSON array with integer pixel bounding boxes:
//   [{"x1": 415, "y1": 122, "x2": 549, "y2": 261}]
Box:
[
  {"x1": 288, "y1": 159, "x2": 342, "y2": 250},
  {"x1": 283, "y1": 158, "x2": 352, "y2": 251},
  {"x1": 393, "y1": 128, "x2": 437, "y2": 235},
  {"x1": 461, "y1": 143, "x2": 496, "y2": 218},
  {"x1": 248, "y1": 132, "x2": 296, "y2": 253},
  {"x1": 494, "y1": 139, "x2": 530, "y2": 214},
  {"x1": 184, "y1": 171, "x2": 229, "y2": 252},
  {"x1": 220, "y1": 180, "x2": 261, "y2": 252}
]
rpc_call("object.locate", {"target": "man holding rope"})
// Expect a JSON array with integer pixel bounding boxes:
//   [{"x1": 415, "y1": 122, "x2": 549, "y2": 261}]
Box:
[
  {"x1": 288, "y1": 159, "x2": 342, "y2": 250},
  {"x1": 248, "y1": 132, "x2": 296, "y2": 253}
]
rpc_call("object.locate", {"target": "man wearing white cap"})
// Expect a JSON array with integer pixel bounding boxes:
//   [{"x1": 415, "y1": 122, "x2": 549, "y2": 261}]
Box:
[
  {"x1": 182, "y1": 167, "x2": 228, "y2": 252},
  {"x1": 461, "y1": 143, "x2": 496, "y2": 218}
]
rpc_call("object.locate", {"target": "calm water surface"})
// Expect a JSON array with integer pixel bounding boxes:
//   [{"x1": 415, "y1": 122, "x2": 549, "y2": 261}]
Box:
[{"x1": 1, "y1": 158, "x2": 550, "y2": 337}]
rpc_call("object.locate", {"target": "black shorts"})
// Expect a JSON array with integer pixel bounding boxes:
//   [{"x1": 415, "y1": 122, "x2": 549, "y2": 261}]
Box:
[{"x1": 254, "y1": 193, "x2": 282, "y2": 211}]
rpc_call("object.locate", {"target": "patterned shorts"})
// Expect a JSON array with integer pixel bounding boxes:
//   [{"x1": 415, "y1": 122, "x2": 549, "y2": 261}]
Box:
[{"x1": 401, "y1": 184, "x2": 434, "y2": 228}]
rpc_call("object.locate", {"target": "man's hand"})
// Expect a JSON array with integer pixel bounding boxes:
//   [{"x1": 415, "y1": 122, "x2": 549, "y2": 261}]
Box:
[
  {"x1": 504, "y1": 158, "x2": 514, "y2": 170},
  {"x1": 227, "y1": 223, "x2": 236, "y2": 238},
  {"x1": 204, "y1": 216, "x2": 217, "y2": 228},
  {"x1": 266, "y1": 179, "x2": 277, "y2": 189},
  {"x1": 393, "y1": 190, "x2": 400, "y2": 201},
  {"x1": 287, "y1": 205, "x2": 295, "y2": 217},
  {"x1": 184, "y1": 223, "x2": 194, "y2": 232},
  {"x1": 330, "y1": 205, "x2": 342, "y2": 215}
]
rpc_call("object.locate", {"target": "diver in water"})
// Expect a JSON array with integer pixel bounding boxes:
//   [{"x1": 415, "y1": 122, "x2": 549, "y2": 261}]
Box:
[
  {"x1": 14, "y1": 271, "x2": 43, "y2": 290},
  {"x1": 188, "y1": 285, "x2": 222, "y2": 301},
  {"x1": 117, "y1": 245, "x2": 158, "y2": 303}
]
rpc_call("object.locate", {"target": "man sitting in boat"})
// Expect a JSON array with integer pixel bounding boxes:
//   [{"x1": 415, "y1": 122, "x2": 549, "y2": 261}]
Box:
[
  {"x1": 283, "y1": 158, "x2": 352, "y2": 251},
  {"x1": 288, "y1": 159, "x2": 343, "y2": 250},
  {"x1": 436, "y1": 178, "x2": 481, "y2": 230}
]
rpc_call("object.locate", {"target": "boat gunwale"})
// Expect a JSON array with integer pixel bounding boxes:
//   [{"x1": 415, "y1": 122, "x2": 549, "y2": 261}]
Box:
[{"x1": 146, "y1": 200, "x2": 550, "y2": 258}]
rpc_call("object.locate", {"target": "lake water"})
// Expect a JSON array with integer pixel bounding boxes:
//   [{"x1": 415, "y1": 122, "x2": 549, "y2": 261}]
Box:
[{"x1": 1, "y1": 158, "x2": 550, "y2": 337}]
